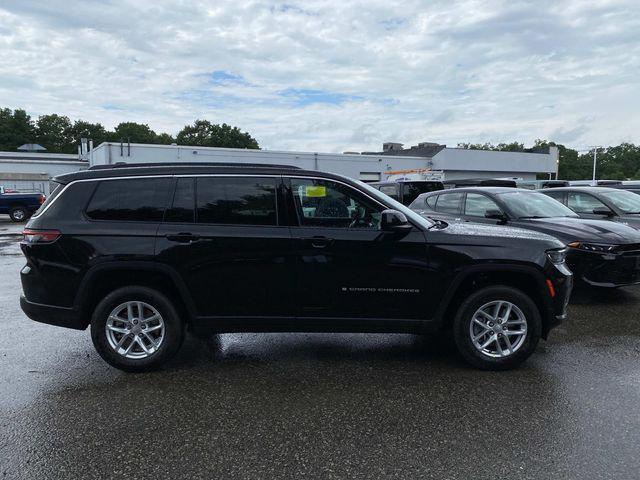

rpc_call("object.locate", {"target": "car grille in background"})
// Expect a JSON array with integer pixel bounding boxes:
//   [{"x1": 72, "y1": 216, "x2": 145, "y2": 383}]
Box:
[{"x1": 614, "y1": 244, "x2": 640, "y2": 254}]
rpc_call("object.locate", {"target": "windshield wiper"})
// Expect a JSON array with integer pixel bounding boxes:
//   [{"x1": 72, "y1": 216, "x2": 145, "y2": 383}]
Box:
[{"x1": 518, "y1": 215, "x2": 548, "y2": 219}]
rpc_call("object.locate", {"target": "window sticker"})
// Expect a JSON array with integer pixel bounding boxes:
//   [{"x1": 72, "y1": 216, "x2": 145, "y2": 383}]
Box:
[{"x1": 304, "y1": 185, "x2": 327, "y2": 198}]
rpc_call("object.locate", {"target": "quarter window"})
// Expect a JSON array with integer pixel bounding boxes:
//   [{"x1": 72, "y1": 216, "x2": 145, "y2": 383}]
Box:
[
  {"x1": 86, "y1": 178, "x2": 172, "y2": 222},
  {"x1": 291, "y1": 178, "x2": 382, "y2": 229},
  {"x1": 464, "y1": 193, "x2": 501, "y2": 217},
  {"x1": 435, "y1": 192, "x2": 463, "y2": 214},
  {"x1": 196, "y1": 177, "x2": 277, "y2": 225}
]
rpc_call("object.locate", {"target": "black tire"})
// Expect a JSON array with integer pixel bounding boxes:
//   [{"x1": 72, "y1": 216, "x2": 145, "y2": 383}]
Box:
[
  {"x1": 452, "y1": 285, "x2": 542, "y2": 371},
  {"x1": 9, "y1": 206, "x2": 28, "y2": 222},
  {"x1": 90, "y1": 286, "x2": 185, "y2": 372}
]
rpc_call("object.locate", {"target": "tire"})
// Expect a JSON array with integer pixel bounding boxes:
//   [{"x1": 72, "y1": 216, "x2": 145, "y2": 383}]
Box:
[
  {"x1": 9, "y1": 206, "x2": 28, "y2": 222},
  {"x1": 90, "y1": 286, "x2": 185, "y2": 372},
  {"x1": 452, "y1": 285, "x2": 542, "y2": 371}
]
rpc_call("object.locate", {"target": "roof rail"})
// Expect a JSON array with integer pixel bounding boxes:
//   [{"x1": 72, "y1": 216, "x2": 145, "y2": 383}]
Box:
[{"x1": 88, "y1": 162, "x2": 302, "y2": 170}]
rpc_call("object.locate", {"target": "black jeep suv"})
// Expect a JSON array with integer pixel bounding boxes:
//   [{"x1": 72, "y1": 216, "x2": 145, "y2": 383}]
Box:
[{"x1": 20, "y1": 163, "x2": 572, "y2": 372}]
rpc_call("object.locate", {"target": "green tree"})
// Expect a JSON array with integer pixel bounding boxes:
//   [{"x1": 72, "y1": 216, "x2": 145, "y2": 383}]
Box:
[
  {"x1": 35, "y1": 114, "x2": 72, "y2": 153},
  {"x1": 0, "y1": 108, "x2": 35, "y2": 150},
  {"x1": 176, "y1": 120, "x2": 259, "y2": 149},
  {"x1": 155, "y1": 132, "x2": 175, "y2": 144},
  {"x1": 109, "y1": 122, "x2": 159, "y2": 144},
  {"x1": 67, "y1": 120, "x2": 109, "y2": 150}
]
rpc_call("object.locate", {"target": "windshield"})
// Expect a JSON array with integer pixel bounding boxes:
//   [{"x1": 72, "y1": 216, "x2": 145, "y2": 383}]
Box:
[
  {"x1": 600, "y1": 190, "x2": 640, "y2": 214},
  {"x1": 356, "y1": 180, "x2": 436, "y2": 229},
  {"x1": 498, "y1": 191, "x2": 579, "y2": 219}
]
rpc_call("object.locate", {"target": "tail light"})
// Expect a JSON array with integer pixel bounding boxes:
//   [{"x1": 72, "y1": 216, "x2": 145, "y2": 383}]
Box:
[
  {"x1": 22, "y1": 228, "x2": 61, "y2": 244},
  {"x1": 39, "y1": 194, "x2": 45, "y2": 205}
]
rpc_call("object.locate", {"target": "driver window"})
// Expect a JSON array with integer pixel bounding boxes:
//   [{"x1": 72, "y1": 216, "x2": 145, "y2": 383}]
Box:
[
  {"x1": 290, "y1": 178, "x2": 382, "y2": 229},
  {"x1": 464, "y1": 193, "x2": 501, "y2": 217},
  {"x1": 567, "y1": 192, "x2": 606, "y2": 214}
]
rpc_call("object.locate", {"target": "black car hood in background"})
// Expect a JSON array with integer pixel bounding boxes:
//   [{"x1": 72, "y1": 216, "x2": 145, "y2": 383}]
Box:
[
  {"x1": 615, "y1": 215, "x2": 640, "y2": 230},
  {"x1": 516, "y1": 217, "x2": 640, "y2": 245}
]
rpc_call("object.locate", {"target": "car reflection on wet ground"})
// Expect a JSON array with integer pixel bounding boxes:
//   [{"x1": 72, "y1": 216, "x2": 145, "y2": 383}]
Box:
[{"x1": 1, "y1": 236, "x2": 639, "y2": 479}]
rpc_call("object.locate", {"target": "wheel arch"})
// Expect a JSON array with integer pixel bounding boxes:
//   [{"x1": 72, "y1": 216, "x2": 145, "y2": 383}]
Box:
[
  {"x1": 434, "y1": 264, "x2": 554, "y2": 337},
  {"x1": 75, "y1": 262, "x2": 196, "y2": 329}
]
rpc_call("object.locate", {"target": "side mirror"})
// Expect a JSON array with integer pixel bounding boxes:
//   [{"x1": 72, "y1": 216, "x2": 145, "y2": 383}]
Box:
[
  {"x1": 485, "y1": 209, "x2": 507, "y2": 222},
  {"x1": 381, "y1": 209, "x2": 413, "y2": 234},
  {"x1": 593, "y1": 206, "x2": 614, "y2": 216}
]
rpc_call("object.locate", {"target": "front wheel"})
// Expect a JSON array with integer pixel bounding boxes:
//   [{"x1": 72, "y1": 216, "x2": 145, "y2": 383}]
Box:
[
  {"x1": 90, "y1": 286, "x2": 185, "y2": 372},
  {"x1": 453, "y1": 286, "x2": 542, "y2": 370}
]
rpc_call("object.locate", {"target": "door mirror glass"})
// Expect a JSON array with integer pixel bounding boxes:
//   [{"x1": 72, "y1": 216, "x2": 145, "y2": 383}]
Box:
[
  {"x1": 381, "y1": 209, "x2": 412, "y2": 233},
  {"x1": 592, "y1": 206, "x2": 614, "y2": 216}
]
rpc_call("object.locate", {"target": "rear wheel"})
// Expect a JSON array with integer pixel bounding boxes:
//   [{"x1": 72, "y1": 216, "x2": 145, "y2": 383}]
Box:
[
  {"x1": 9, "y1": 206, "x2": 28, "y2": 222},
  {"x1": 90, "y1": 286, "x2": 185, "y2": 372},
  {"x1": 453, "y1": 286, "x2": 541, "y2": 370}
]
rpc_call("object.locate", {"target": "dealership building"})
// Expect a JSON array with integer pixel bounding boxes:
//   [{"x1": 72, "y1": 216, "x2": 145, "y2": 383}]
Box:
[
  {"x1": 0, "y1": 140, "x2": 559, "y2": 193},
  {"x1": 88, "y1": 141, "x2": 559, "y2": 182}
]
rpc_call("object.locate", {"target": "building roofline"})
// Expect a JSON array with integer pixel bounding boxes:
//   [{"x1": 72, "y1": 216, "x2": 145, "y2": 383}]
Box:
[{"x1": 91, "y1": 142, "x2": 428, "y2": 162}]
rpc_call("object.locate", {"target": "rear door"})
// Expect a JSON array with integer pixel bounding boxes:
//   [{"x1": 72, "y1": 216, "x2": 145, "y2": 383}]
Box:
[
  {"x1": 155, "y1": 175, "x2": 294, "y2": 319},
  {"x1": 431, "y1": 191, "x2": 464, "y2": 223}
]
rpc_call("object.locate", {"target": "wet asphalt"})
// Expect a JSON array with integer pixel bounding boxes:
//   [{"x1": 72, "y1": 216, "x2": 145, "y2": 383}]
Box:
[{"x1": 1, "y1": 234, "x2": 640, "y2": 480}]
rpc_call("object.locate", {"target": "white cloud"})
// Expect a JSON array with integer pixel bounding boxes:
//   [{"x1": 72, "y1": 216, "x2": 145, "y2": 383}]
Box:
[{"x1": 0, "y1": 0, "x2": 639, "y2": 152}]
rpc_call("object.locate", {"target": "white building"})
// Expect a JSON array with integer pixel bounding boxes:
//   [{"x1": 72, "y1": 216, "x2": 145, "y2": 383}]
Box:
[
  {"x1": 0, "y1": 151, "x2": 87, "y2": 195},
  {"x1": 89, "y1": 141, "x2": 559, "y2": 182}
]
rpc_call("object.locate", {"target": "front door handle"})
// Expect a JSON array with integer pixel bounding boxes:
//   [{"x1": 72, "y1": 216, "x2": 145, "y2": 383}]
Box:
[
  {"x1": 166, "y1": 232, "x2": 200, "y2": 243},
  {"x1": 309, "y1": 236, "x2": 334, "y2": 248}
]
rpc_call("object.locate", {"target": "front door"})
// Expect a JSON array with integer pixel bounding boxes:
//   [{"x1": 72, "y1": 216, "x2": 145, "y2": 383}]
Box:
[
  {"x1": 155, "y1": 175, "x2": 295, "y2": 319},
  {"x1": 567, "y1": 192, "x2": 612, "y2": 220},
  {"x1": 286, "y1": 176, "x2": 434, "y2": 322}
]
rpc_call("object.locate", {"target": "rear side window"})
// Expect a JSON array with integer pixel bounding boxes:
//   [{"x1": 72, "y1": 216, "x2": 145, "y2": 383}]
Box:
[
  {"x1": 86, "y1": 178, "x2": 172, "y2": 222},
  {"x1": 435, "y1": 192, "x2": 463, "y2": 214},
  {"x1": 378, "y1": 185, "x2": 399, "y2": 201},
  {"x1": 425, "y1": 195, "x2": 437, "y2": 210},
  {"x1": 402, "y1": 182, "x2": 443, "y2": 205},
  {"x1": 544, "y1": 191, "x2": 565, "y2": 203},
  {"x1": 196, "y1": 177, "x2": 277, "y2": 225},
  {"x1": 165, "y1": 178, "x2": 195, "y2": 223}
]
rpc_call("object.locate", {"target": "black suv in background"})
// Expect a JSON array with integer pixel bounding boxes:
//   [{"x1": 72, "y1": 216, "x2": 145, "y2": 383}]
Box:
[
  {"x1": 21, "y1": 164, "x2": 571, "y2": 372},
  {"x1": 410, "y1": 187, "x2": 640, "y2": 287},
  {"x1": 369, "y1": 180, "x2": 444, "y2": 205},
  {"x1": 541, "y1": 187, "x2": 640, "y2": 229}
]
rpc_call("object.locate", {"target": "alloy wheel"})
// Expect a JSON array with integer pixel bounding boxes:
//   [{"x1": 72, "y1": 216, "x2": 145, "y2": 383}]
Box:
[
  {"x1": 105, "y1": 301, "x2": 165, "y2": 359},
  {"x1": 469, "y1": 300, "x2": 528, "y2": 358}
]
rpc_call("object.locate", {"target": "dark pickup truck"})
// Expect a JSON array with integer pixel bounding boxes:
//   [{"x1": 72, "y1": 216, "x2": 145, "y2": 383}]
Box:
[{"x1": 0, "y1": 186, "x2": 45, "y2": 221}]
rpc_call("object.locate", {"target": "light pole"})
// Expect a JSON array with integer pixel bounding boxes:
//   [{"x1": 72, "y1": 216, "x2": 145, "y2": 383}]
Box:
[{"x1": 588, "y1": 146, "x2": 602, "y2": 182}]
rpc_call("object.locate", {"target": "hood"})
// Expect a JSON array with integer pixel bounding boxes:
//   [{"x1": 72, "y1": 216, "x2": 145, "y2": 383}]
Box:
[
  {"x1": 429, "y1": 220, "x2": 564, "y2": 251},
  {"x1": 615, "y1": 215, "x2": 640, "y2": 229},
  {"x1": 518, "y1": 217, "x2": 640, "y2": 244}
]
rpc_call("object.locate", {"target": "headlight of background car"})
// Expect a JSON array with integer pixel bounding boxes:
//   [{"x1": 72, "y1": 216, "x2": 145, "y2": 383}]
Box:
[
  {"x1": 567, "y1": 242, "x2": 616, "y2": 253},
  {"x1": 546, "y1": 248, "x2": 567, "y2": 265}
]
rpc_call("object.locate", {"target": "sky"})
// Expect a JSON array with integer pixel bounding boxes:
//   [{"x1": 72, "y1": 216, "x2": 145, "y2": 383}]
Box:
[{"x1": 0, "y1": 0, "x2": 639, "y2": 153}]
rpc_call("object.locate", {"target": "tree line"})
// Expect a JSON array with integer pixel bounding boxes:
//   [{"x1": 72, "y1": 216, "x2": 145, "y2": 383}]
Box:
[
  {"x1": 458, "y1": 140, "x2": 640, "y2": 181},
  {"x1": 0, "y1": 107, "x2": 260, "y2": 153}
]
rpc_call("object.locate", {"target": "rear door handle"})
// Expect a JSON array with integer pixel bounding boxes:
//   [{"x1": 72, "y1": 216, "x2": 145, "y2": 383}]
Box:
[{"x1": 165, "y1": 232, "x2": 200, "y2": 243}]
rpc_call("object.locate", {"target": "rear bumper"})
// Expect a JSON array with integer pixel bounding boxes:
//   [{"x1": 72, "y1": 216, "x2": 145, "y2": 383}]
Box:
[{"x1": 20, "y1": 296, "x2": 87, "y2": 330}]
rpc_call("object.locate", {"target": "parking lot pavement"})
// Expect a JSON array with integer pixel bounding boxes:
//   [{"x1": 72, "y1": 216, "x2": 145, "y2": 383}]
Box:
[
  {"x1": 0, "y1": 216, "x2": 24, "y2": 236},
  {"x1": 1, "y1": 237, "x2": 640, "y2": 480}
]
